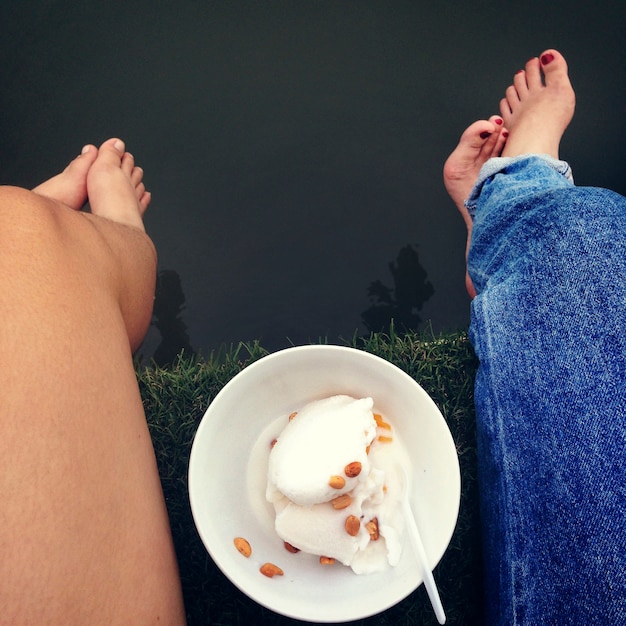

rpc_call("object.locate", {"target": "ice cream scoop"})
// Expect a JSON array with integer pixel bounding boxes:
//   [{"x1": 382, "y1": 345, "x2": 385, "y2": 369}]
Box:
[{"x1": 266, "y1": 395, "x2": 404, "y2": 574}]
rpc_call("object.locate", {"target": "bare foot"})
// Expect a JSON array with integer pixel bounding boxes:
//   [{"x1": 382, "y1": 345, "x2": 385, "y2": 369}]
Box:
[
  {"x1": 443, "y1": 115, "x2": 508, "y2": 215},
  {"x1": 32, "y1": 144, "x2": 99, "y2": 210},
  {"x1": 500, "y1": 49, "x2": 575, "y2": 158},
  {"x1": 443, "y1": 115, "x2": 507, "y2": 298},
  {"x1": 86, "y1": 138, "x2": 151, "y2": 231}
]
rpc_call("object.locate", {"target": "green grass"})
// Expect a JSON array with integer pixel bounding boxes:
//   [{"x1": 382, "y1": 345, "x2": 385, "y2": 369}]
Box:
[{"x1": 137, "y1": 330, "x2": 482, "y2": 625}]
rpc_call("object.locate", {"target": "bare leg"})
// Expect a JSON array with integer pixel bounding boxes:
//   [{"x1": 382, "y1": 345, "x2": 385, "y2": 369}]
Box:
[
  {"x1": 0, "y1": 140, "x2": 186, "y2": 624},
  {"x1": 443, "y1": 116, "x2": 508, "y2": 297}
]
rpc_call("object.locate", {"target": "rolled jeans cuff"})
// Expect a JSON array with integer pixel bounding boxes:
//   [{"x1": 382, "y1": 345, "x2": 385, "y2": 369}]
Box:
[{"x1": 464, "y1": 154, "x2": 574, "y2": 216}]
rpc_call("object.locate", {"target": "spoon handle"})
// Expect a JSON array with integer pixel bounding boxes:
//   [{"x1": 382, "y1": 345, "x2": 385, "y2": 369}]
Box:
[{"x1": 402, "y1": 497, "x2": 446, "y2": 624}]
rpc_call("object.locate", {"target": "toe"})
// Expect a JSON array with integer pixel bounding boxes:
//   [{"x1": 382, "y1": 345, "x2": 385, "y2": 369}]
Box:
[
  {"x1": 121, "y1": 152, "x2": 135, "y2": 177},
  {"x1": 64, "y1": 144, "x2": 98, "y2": 177},
  {"x1": 504, "y1": 85, "x2": 519, "y2": 117},
  {"x1": 513, "y1": 69, "x2": 529, "y2": 99},
  {"x1": 499, "y1": 96, "x2": 512, "y2": 119},
  {"x1": 539, "y1": 49, "x2": 570, "y2": 83},
  {"x1": 524, "y1": 56, "x2": 543, "y2": 89},
  {"x1": 78, "y1": 144, "x2": 98, "y2": 162},
  {"x1": 492, "y1": 126, "x2": 508, "y2": 157},
  {"x1": 130, "y1": 166, "x2": 144, "y2": 187},
  {"x1": 488, "y1": 114, "x2": 504, "y2": 127},
  {"x1": 461, "y1": 119, "x2": 498, "y2": 149},
  {"x1": 487, "y1": 115, "x2": 507, "y2": 157},
  {"x1": 97, "y1": 138, "x2": 125, "y2": 166},
  {"x1": 138, "y1": 190, "x2": 151, "y2": 215}
]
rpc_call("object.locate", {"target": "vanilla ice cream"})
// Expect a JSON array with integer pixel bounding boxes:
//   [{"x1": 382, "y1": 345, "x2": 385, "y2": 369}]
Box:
[{"x1": 266, "y1": 395, "x2": 404, "y2": 574}]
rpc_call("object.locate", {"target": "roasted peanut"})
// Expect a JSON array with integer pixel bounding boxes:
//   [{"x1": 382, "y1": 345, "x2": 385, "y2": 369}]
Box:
[
  {"x1": 329, "y1": 475, "x2": 346, "y2": 489},
  {"x1": 331, "y1": 493, "x2": 352, "y2": 510},
  {"x1": 270, "y1": 438, "x2": 278, "y2": 448},
  {"x1": 284, "y1": 541, "x2": 300, "y2": 553},
  {"x1": 319, "y1": 556, "x2": 335, "y2": 565},
  {"x1": 233, "y1": 537, "x2": 252, "y2": 557},
  {"x1": 378, "y1": 435, "x2": 393, "y2": 443},
  {"x1": 345, "y1": 514, "x2": 360, "y2": 536},
  {"x1": 344, "y1": 461, "x2": 362, "y2": 477},
  {"x1": 288, "y1": 411, "x2": 298, "y2": 421},
  {"x1": 373, "y1": 413, "x2": 392, "y2": 430},
  {"x1": 365, "y1": 517, "x2": 380, "y2": 541},
  {"x1": 260, "y1": 562, "x2": 284, "y2": 578}
]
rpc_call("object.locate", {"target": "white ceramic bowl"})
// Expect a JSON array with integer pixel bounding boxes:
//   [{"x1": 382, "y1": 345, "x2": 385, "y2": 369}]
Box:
[{"x1": 188, "y1": 345, "x2": 460, "y2": 622}]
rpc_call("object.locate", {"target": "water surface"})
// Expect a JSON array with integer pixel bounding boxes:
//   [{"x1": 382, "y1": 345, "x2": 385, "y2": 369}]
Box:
[{"x1": 2, "y1": 1, "x2": 625, "y2": 361}]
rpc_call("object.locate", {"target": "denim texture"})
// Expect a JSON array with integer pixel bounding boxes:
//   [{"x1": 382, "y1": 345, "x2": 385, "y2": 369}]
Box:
[{"x1": 467, "y1": 156, "x2": 626, "y2": 625}]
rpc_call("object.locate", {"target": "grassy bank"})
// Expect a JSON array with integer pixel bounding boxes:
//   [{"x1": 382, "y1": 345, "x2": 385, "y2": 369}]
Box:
[{"x1": 137, "y1": 329, "x2": 482, "y2": 625}]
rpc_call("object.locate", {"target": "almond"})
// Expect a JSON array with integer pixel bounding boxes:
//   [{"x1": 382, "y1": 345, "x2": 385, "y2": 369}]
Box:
[
  {"x1": 331, "y1": 493, "x2": 352, "y2": 510},
  {"x1": 345, "y1": 514, "x2": 360, "y2": 536},
  {"x1": 233, "y1": 537, "x2": 252, "y2": 557},
  {"x1": 344, "y1": 461, "x2": 362, "y2": 477},
  {"x1": 329, "y1": 475, "x2": 346, "y2": 489},
  {"x1": 260, "y1": 562, "x2": 284, "y2": 578}
]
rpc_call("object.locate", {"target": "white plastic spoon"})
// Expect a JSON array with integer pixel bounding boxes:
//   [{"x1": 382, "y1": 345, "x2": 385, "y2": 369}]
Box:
[{"x1": 400, "y1": 466, "x2": 446, "y2": 624}]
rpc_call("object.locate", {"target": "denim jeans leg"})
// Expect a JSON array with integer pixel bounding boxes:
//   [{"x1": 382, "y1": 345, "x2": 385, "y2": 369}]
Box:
[{"x1": 467, "y1": 156, "x2": 626, "y2": 625}]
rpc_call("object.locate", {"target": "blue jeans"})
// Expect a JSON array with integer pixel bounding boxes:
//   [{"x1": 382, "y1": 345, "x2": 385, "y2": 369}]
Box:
[{"x1": 466, "y1": 156, "x2": 626, "y2": 625}]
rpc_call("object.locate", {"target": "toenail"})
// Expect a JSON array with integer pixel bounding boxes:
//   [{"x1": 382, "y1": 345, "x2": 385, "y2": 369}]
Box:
[
  {"x1": 480, "y1": 131, "x2": 492, "y2": 139},
  {"x1": 540, "y1": 53, "x2": 555, "y2": 65},
  {"x1": 502, "y1": 131, "x2": 509, "y2": 138},
  {"x1": 494, "y1": 118, "x2": 503, "y2": 125},
  {"x1": 81, "y1": 144, "x2": 91, "y2": 154},
  {"x1": 113, "y1": 140, "x2": 124, "y2": 152},
  {"x1": 516, "y1": 69, "x2": 525, "y2": 74}
]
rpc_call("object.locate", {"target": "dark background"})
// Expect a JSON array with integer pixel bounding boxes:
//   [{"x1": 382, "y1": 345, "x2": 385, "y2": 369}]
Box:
[{"x1": 2, "y1": 0, "x2": 625, "y2": 361}]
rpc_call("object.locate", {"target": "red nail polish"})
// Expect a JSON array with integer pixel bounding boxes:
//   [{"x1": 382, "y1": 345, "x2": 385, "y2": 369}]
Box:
[
  {"x1": 502, "y1": 131, "x2": 509, "y2": 138},
  {"x1": 541, "y1": 53, "x2": 555, "y2": 65},
  {"x1": 516, "y1": 69, "x2": 525, "y2": 74},
  {"x1": 480, "y1": 131, "x2": 492, "y2": 139},
  {"x1": 494, "y1": 118, "x2": 503, "y2": 125}
]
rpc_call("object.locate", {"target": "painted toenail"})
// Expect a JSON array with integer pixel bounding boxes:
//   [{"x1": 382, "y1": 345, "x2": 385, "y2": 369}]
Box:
[
  {"x1": 480, "y1": 131, "x2": 491, "y2": 139},
  {"x1": 494, "y1": 118, "x2": 503, "y2": 125},
  {"x1": 541, "y1": 53, "x2": 555, "y2": 65},
  {"x1": 502, "y1": 131, "x2": 509, "y2": 138},
  {"x1": 516, "y1": 69, "x2": 525, "y2": 74}
]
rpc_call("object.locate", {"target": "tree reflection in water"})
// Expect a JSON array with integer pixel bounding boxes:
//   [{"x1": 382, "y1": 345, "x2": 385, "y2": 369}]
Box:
[
  {"x1": 151, "y1": 269, "x2": 195, "y2": 365},
  {"x1": 361, "y1": 244, "x2": 434, "y2": 334}
]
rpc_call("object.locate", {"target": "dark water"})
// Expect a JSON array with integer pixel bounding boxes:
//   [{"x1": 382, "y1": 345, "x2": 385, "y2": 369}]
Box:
[{"x1": 2, "y1": 1, "x2": 626, "y2": 362}]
